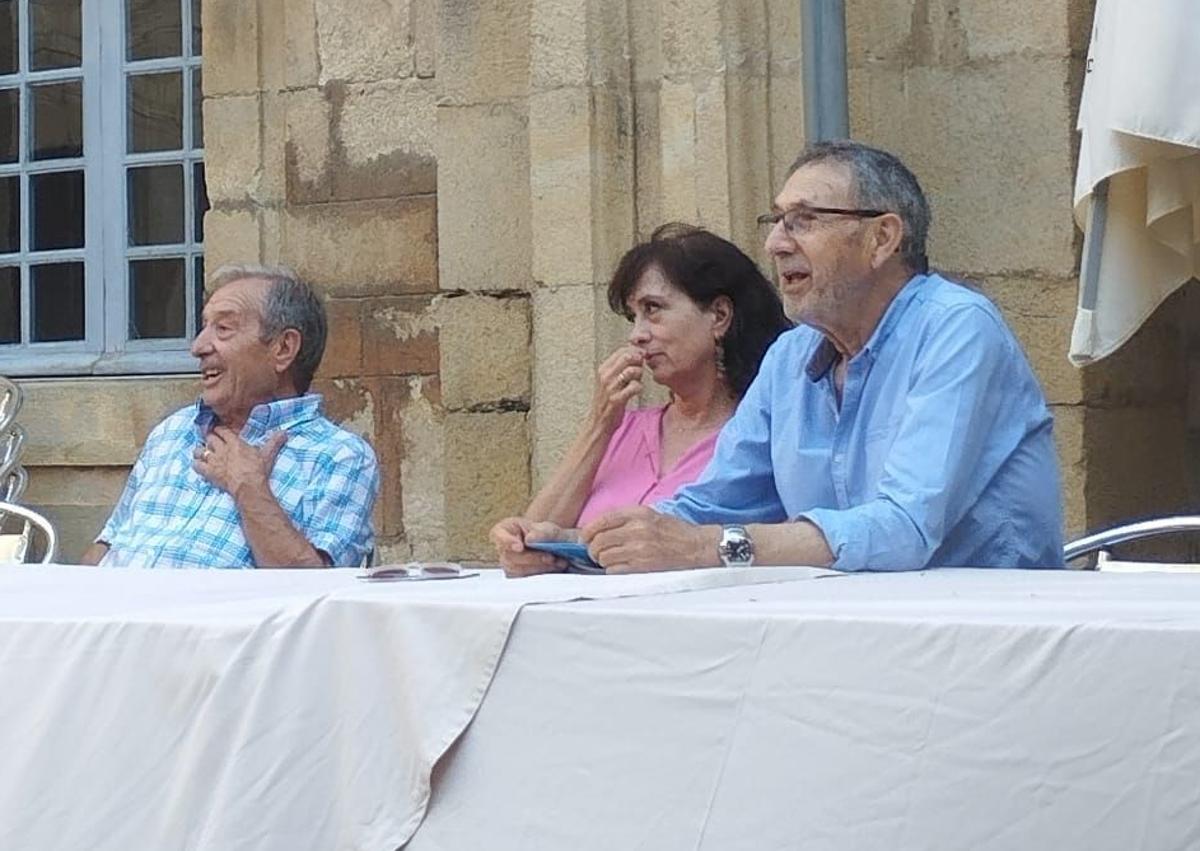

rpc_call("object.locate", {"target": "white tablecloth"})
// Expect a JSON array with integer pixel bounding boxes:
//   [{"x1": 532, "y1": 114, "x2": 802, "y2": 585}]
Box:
[
  {"x1": 0, "y1": 565, "x2": 823, "y2": 851},
  {"x1": 410, "y1": 569, "x2": 1200, "y2": 851}
]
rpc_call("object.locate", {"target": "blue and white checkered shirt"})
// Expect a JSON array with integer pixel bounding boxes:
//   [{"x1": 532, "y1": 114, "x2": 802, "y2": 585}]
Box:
[{"x1": 98, "y1": 394, "x2": 379, "y2": 569}]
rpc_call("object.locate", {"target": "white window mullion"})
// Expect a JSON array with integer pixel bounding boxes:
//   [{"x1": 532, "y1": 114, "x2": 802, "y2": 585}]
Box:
[
  {"x1": 98, "y1": 0, "x2": 129, "y2": 361},
  {"x1": 124, "y1": 56, "x2": 184, "y2": 75},
  {"x1": 181, "y1": 11, "x2": 197, "y2": 338},
  {"x1": 15, "y1": 0, "x2": 26, "y2": 74},
  {"x1": 18, "y1": 262, "x2": 29, "y2": 347},
  {"x1": 17, "y1": 164, "x2": 28, "y2": 346},
  {"x1": 16, "y1": 0, "x2": 29, "y2": 348},
  {"x1": 81, "y1": 0, "x2": 105, "y2": 356},
  {"x1": 23, "y1": 66, "x2": 81, "y2": 84}
]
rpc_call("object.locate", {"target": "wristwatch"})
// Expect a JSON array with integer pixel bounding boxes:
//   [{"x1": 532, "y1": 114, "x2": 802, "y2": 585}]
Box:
[{"x1": 717, "y1": 525, "x2": 754, "y2": 567}]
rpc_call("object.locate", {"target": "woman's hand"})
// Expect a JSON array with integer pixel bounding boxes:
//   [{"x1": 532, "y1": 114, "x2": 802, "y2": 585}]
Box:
[
  {"x1": 490, "y1": 516, "x2": 576, "y2": 577},
  {"x1": 589, "y1": 346, "x2": 646, "y2": 432}
]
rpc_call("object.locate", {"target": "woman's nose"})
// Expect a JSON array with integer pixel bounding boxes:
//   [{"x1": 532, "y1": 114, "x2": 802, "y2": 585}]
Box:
[{"x1": 628, "y1": 319, "x2": 651, "y2": 344}]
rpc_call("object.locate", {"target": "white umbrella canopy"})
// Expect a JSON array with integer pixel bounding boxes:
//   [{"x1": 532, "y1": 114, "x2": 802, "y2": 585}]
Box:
[{"x1": 1070, "y1": 0, "x2": 1200, "y2": 365}]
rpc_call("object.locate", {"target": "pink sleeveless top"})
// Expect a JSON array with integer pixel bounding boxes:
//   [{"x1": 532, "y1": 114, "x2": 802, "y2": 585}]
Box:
[{"x1": 576, "y1": 406, "x2": 720, "y2": 526}]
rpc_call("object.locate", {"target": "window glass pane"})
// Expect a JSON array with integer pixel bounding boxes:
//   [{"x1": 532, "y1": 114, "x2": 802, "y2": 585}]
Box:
[
  {"x1": 191, "y1": 68, "x2": 202, "y2": 148},
  {"x1": 0, "y1": 266, "x2": 17, "y2": 343},
  {"x1": 0, "y1": 175, "x2": 16, "y2": 252},
  {"x1": 0, "y1": 87, "x2": 17, "y2": 163},
  {"x1": 0, "y1": 1, "x2": 15, "y2": 75},
  {"x1": 128, "y1": 164, "x2": 183, "y2": 245},
  {"x1": 127, "y1": 0, "x2": 181, "y2": 61},
  {"x1": 31, "y1": 170, "x2": 83, "y2": 249},
  {"x1": 31, "y1": 0, "x2": 81, "y2": 70},
  {"x1": 191, "y1": 0, "x2": 200, "y2": 56},
  {"x1": 31, "y1": 261, "x2": 83, "y2": 341},
  {"x1": 193, "y1": 161, "x2": 207, "y2": 242},
  {"x1": 129, "y1": 257, "x2": 185, "y2": 339},
  {"x1": 128, "y1": 71, "x2": 182, "y2": 153},
  {"x1": 31, "y1": 80, "x2": 83, "y2": 159}
]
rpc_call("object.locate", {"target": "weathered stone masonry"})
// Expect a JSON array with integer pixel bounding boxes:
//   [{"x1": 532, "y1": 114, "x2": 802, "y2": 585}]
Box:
[{"x1": 19, "y1": 0, "x2": 1194, "y2": 562}]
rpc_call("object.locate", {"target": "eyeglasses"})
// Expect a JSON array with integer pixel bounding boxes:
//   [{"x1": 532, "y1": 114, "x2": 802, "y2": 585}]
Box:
[{"x1": 757, "y1": 204, "x2": 888, "y2": 238}]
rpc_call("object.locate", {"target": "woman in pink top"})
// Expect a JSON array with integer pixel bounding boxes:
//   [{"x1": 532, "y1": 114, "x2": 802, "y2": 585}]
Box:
[{"x1": 492, "y1": 224, "x2": 791, "y2": 575}]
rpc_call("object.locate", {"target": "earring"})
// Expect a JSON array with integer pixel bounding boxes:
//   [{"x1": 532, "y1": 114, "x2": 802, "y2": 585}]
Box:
[{"x1": 715, "y1": 338, "x2": 726, "y2": 379}]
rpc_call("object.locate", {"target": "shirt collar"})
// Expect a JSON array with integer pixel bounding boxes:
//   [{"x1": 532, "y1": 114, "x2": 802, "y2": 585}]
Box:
[
  {"x1": 804, "y1": 338, "x2": 839, "y2": 382},
  {"x1": 804, "y1": 273, "x2": 928, "y2": 381},
  {"x1": 192, "y1": 393, "x2": 325, "y2": 441}
]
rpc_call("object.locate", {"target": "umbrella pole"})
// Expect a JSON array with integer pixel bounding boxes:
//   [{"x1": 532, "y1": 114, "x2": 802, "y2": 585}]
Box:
[{"x1": 1079, "y1": 178, "x2": 1109, "y2": 312}]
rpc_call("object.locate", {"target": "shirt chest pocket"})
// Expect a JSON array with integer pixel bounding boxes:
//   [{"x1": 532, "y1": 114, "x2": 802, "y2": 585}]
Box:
[
  {"x1": 128, "y1": 460, "x2": 208, "y2": 527},
  {"x1": 267, "y1": 455, "x2": 312, "y2": 523}
]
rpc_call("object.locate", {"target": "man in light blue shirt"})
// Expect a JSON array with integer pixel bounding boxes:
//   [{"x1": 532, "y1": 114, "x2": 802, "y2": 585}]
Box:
[{"x1": 575, "y1": 141, "x2": 1063, "y2": 572}]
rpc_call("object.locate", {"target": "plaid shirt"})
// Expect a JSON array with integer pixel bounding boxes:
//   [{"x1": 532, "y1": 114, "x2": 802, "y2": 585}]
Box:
[{"x1": 99, "y1": 394, "x2": 379, "y2": 569}]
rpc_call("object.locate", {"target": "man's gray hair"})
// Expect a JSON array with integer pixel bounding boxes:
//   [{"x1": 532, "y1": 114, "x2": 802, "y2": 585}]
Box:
[
  {"x1": 208, "y1": 264, "x2": 328, "y2": 394},
  {"x1": 789, "y1": 140, "x2": 931, "y2": 273}
]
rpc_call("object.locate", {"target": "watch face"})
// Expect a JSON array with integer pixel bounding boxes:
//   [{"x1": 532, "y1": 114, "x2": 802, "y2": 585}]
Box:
[
  {"x1": 721, "y1": 528, "x2": 753, "y2": 564},
  {"x1": 726, "y1": 537, "x2": 753, "y2": 562}
]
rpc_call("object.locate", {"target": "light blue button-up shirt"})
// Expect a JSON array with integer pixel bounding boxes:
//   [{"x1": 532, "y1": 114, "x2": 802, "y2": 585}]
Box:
[{"x1": 657, "y1": 273, "x2": 1064, "y2": 570}]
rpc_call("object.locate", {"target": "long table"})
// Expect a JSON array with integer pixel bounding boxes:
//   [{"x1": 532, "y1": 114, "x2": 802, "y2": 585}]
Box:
[
  {"x1": 410, "y1": 568, "x2": 1200, "y2": 851},
  {"x1": 0, "y1": 564, "x2": 820, "y2": 850},
  {"x1": 2, "y1": 567, "x2": 1199, "y2": 850}
]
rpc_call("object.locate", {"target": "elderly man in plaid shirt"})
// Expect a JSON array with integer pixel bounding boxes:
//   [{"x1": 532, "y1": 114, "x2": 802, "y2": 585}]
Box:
[{"x1": 81, "y1": 265, "x2": 379, "y2": 569}]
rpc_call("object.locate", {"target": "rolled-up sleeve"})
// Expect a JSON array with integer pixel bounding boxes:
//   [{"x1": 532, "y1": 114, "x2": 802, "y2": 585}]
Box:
[
  {"x1": 799, "y1": 305, "x2": 1031, "y2": 571},
  {"x1": 303, "y1": 440, "x2": 380, "y2": 567}
]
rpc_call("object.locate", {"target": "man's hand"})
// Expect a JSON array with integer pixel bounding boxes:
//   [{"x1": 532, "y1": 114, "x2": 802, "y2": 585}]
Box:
[
  {"x1": 193, "y1": 426, "x2": 287, "y2": 502},
  {"x1": 193, "y1": 426, "x2": 327, "y2": 568},
  {"x1": 581, "y1": 506, "x2": 719, "y2": 573},
  {"x1": 79, "y1": 541, "x2": 109, "y2": 566},
  {"x1": 490, "y1": 516, "x2": 574, "y2": 577}
]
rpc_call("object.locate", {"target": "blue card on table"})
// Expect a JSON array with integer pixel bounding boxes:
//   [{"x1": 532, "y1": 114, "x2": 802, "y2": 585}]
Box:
[{"x1": 525, "y1": 541, "x2": 605, "y2": 574}]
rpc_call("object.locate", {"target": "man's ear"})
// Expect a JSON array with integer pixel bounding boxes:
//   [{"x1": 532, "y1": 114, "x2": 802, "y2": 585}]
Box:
[
  {"x1": 709, "y1": 295, "x2": 734, "y2": 337},
  {"x1": 870, "y1": 213, "x2": 905, "y2": 268},
  {"x1": 272, "y1": 328, "x2": 303, "y2": 378}
]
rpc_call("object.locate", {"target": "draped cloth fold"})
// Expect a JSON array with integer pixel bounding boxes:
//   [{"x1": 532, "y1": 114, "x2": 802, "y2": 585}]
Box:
[{"x1": 1070, "y1": 0, "x2": 1200, "y2": 365}]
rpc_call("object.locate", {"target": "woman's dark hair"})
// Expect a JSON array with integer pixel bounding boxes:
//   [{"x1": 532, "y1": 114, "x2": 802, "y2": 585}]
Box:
[{"x1": 607, "y1": 223, "x2": 792, "y2": 398}]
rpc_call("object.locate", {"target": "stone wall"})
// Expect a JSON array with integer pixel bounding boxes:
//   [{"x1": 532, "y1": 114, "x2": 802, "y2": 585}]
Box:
[
  {"x1": 16, "y1": 0, "x2": 1192, "y2": 563},
  {"x1": 202, "y1": 0, "x2": 452, "y2": 562},
  {"x1": 523, "y1": 0, "x2": 804, "y2": 486}
]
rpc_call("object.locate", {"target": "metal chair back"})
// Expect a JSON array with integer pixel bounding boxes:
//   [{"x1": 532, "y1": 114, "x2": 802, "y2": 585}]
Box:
[
  {"x1": 2, "y1": 466, "x2": 27, "y2": 503},
  {"x1": 0, "y1": 501, "x2": 58, "y2": 564},
  {"x1": 0, "y1": 376, "x2": 19, "y2": 422},
  {"x1": 1064, "y1": 516, "x2": 1200, "y2": 570},
  {"x1": 0, "y1": 378, "x2": 26, "y2": 504}
]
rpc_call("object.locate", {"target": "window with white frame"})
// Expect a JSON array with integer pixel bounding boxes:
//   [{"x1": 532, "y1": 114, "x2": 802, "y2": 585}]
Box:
[{"x1": 0, "y1": 0, "x2": 206, "y2": 376}]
